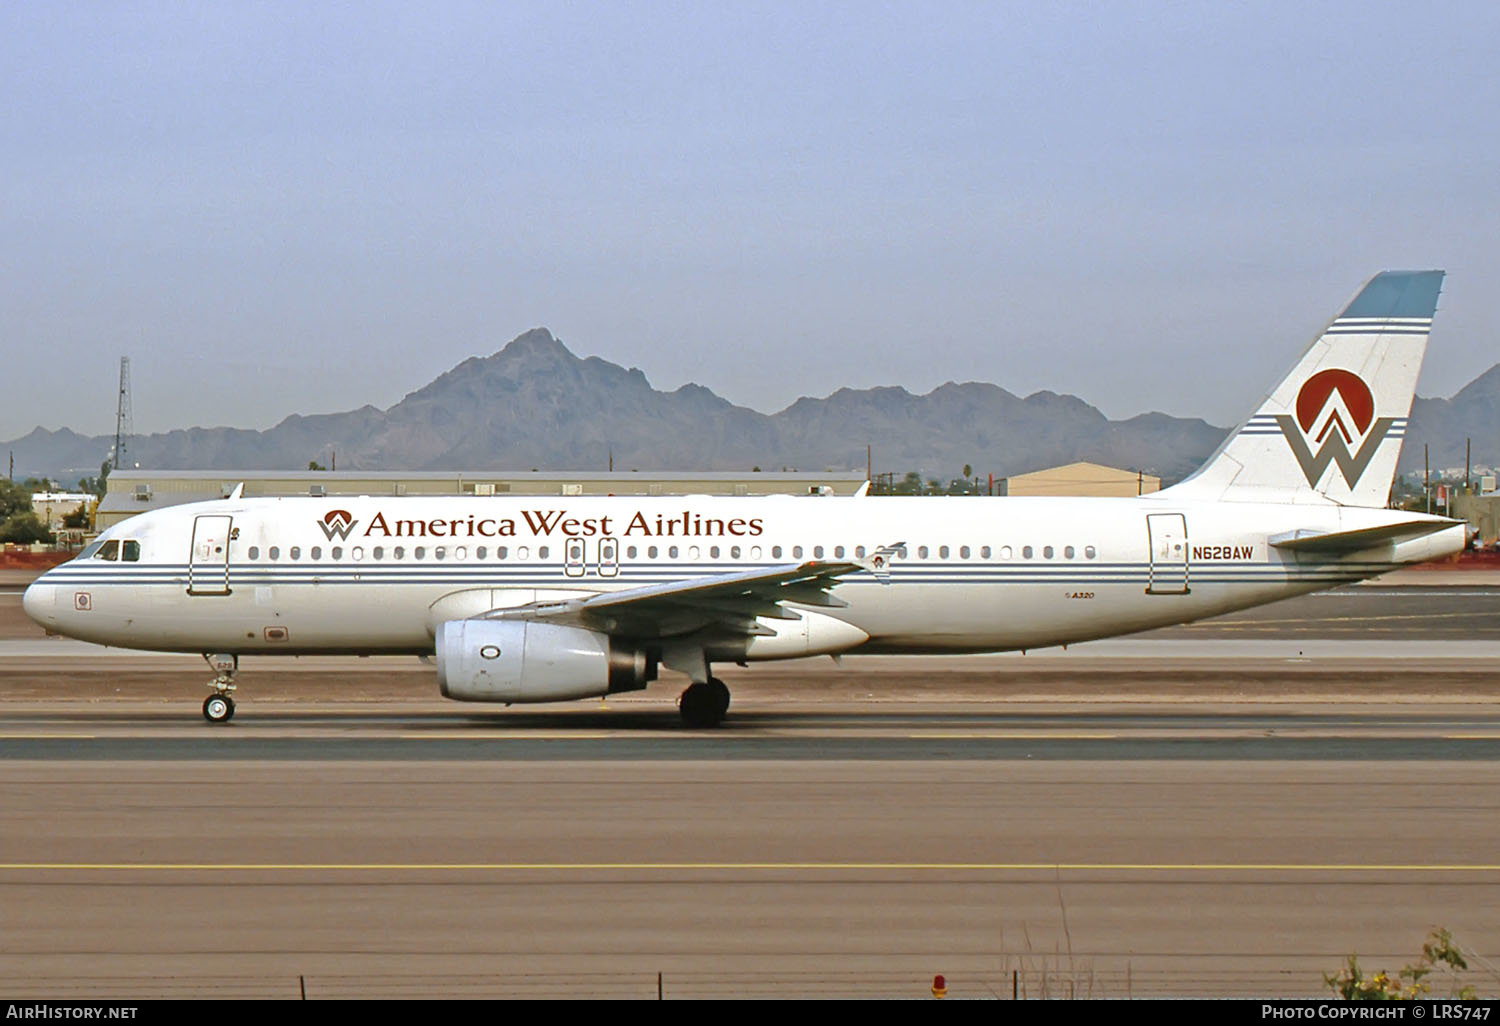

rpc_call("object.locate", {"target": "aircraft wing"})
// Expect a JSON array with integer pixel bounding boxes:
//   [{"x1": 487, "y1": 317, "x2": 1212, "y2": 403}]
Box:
[
  {"x1": 479, "y1": 549, "x2": 898, "y2": 639},
  {"x1": 1268, "y1": 520, "x2": 1459, "y2": 553}
]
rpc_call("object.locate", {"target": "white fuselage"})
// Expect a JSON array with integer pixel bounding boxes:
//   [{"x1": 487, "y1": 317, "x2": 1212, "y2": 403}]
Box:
[{"x1": 22, "y1": 492, "x2": 1464, "y2": 658}]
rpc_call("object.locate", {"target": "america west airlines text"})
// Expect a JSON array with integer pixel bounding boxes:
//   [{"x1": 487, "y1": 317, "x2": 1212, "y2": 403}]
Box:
[{"x1": 356, "y1": 509, "x2": 767, "y2": 540}]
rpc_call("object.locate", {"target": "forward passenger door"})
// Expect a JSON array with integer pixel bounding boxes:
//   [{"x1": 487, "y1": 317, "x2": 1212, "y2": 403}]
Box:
[{"x1": 188, "y1": 515, "x2": 233, "y2": 596}]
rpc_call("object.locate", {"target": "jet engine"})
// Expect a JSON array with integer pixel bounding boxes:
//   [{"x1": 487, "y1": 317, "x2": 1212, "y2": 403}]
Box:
[{"x1": 436, "y1": 619, "x2": 653, "y2": 703}]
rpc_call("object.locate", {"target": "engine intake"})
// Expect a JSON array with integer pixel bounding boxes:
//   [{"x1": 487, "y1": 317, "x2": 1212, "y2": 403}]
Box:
[{"x1": 436, "y1": 620, "x2": 652, "y2": 703}]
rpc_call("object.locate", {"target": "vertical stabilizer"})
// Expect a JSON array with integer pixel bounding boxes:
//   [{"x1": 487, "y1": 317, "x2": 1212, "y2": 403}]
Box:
[{"x1": 1165, "y1": 271, "x2": 1443, "y2": 506}]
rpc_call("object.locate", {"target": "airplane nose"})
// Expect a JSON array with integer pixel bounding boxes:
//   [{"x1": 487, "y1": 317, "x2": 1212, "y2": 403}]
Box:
[{"x1": 21, "y1": 578, "x2": 56, "y2": 627}]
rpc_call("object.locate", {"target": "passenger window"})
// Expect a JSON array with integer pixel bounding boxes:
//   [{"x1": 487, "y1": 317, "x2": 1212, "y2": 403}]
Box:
[
  {"x1": 1085, "y1": 545, "x2": 1097, "y2": 559},
  {"x1": 496, "y1": 546, "x2": 506, "y2": 560},
  {"x1": 813, "y1": 545, "x2": 824, "y2": 558},
  {"x1": 1043, "y1": 546, "x2": 1054, "y2": 559},
  {"x1": 290, "y1": 546, "x2": 301, "y2": 560},
  {"x1": 709, "y1": 545, "x2": 720, "y2": 559},
  {"x1": 981, "y1": 545, "x2": 992, "y2": 559},
  {"x1": 627, "y1": 546, "x2": 638, "y2": 559},
  {"x1": 918, "y1": 545, "x2": 929, "y2": 559},
  {"x1": 97, "y1": 540, "x2": 119, "y2": 561},
  {"x1": 750, "y1": 546, "x2": 761, "y2": 559},
  {"x1": 248, "y1": 546, "x2": 260, "y2": 560},
  {"x1": 352, "y1": 546, "x2": 364, "y2": 561},
  {"x1": 332, "y1": 547, "x2": 343, "y2": 560},
  {"x1": 1021, "y1": 546, "x2": 1033, "y2": 559},
  {"x1": 434, "y1": 546, "x2": 446, "y2": 560},
  {"x1": 730, "y1": 545, "x2": 740, "y2": 559},
  {"x1": 311, "y1": 546, "x2": 323, "y2": 560},
  {"x1": 793, "y1": 546, "x2": 803, "y2": 558},
  {"x1": 998, "y1": 545, "x2": 1010, "y2": 560},
  {"x1": 939, "y1": 545, "x2": 949, "y2": 559},
  {"x1": 834, "y1": 545, "x2": 844, "y2": 558},
  {"x1": 854, "y1": 545, "x2": 865, "y2": 558},
  {"x1": 268, "y1": 546, "x2": 280, "y2": 561},
  {"x1": 415, "y1": 546, "x2": 426, "y2": 559},
  {"x1": 474, "y1": 546, "x2": 484, "y2": 560},
  {"x1": 394, "y1": 546, "x2": 405, "y2": 559},
  {"x1": 647, "y1": 546, "x2": 658, "y2": 559},
  {"x1": 772, "y1": 546, "x2": 782, "y2": 559},
  {"x1": 667, "y1": 546, "x2": 678, "y2": 559},
  {"x1": 538, "y1": 546, "x2": 549, "y2": 560},
  {"x1": 374, "y1": 546, "x2": 385, "y2": 560},
  {"x1": 1064, "y1": 545, "x2": 1075, "y2": 559},
  {"x1": 960, "y1": 545, "x2": 970, "y2": 559},
  {"x1": 689, "y1": 545, "x2": 701, "y2": 560}
]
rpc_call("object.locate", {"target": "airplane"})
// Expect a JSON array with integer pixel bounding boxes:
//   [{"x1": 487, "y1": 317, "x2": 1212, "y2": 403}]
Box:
[{"x1": 22, "y1": 270, "x2": 1463, "y2": 727}]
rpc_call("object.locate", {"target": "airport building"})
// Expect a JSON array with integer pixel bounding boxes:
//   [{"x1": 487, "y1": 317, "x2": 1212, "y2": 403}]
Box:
[
  {"x1": 997, "y1": 461, "x2": 1160, "y2": 497},
  {"x1": 1451, "y1": 491, "x2": 1500, "y2": 544},
  {"x1": 28, "y1": 492, "x2": 94, "y2": 531},
  {"x1": 95, "y1": 469, "x2": 869, "y2": 530}
]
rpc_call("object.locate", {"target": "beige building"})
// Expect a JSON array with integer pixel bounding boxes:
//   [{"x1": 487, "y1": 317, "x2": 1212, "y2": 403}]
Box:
[
  {"x1": 998, "y1": 461, "x2": 1160, "y2": 498},
  {"x1": 97, "y1": 469, "x2": 868, "y2": 530},
  {"x1": 29, "y1": 492, "x2": 94, "y2": 530}
]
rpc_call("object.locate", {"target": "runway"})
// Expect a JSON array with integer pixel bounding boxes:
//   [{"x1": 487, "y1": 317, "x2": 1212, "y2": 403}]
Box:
[
  {"x1": 1, "y1": 703, "x2": 1500, "y2": 760},
  {"x1": 2, "y1": 752, "x2": 1497, "y2": 999},
  {"x1": 2, "y1": 579, "x2": 1499, "y2": 997}
]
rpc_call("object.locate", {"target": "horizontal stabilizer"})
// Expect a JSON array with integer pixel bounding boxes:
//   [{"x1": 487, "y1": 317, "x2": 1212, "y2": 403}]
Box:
[{"x1": 1269, "y1": 520, "x2": 1458, "y2": 553}]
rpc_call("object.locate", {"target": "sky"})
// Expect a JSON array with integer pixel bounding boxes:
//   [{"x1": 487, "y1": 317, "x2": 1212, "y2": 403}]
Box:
[{"x1": 3, "y1": 1, "x2": 1498, "y2": 439}]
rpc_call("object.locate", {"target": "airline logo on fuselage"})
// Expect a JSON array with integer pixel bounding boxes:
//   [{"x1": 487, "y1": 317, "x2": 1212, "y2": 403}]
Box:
[
  {"x1": 317, "y1": 509, "x2": 359, "y2": 541},
  {"x1": 314, "y1": 508, "x2": 765, "y2": 540},
  {"x1": 1274, "y1": 369, "x2": 1398, "y2": 489}
]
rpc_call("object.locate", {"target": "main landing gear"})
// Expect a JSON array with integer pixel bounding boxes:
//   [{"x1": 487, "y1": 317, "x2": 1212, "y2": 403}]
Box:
[
  {"x1": 678, "y1": 678, "x2": 730, "y2": 728},
  {"x1": 201, "y1": 653, "x2": 238, "y2": 724}
]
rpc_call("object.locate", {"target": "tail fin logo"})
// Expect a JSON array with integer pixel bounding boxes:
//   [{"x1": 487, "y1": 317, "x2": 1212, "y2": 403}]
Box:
[
  {"x1": 318, "y1": 509, "x2": 358, "y2": 541},
  {"x1": 1275, "y1": 370, "x2": 1398, "y2": 489}
]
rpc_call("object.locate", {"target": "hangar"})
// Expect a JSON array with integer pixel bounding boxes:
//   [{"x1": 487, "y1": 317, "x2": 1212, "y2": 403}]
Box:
[
  {"x1": 95, "y1": 469, "x2": 868, "y2": 530},
  {"x1": 998, "y1": 461, "x2": 1160, "y2": 497}
]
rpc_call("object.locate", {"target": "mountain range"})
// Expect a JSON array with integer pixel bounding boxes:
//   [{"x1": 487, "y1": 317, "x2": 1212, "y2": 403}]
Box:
[{"x1": 4, "y1": 328, "x2": 1495, "y2": 485}]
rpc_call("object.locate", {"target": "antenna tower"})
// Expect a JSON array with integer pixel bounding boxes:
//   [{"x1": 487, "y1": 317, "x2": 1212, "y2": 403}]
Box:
[{"x1": 113, "y1": 356, "x2": 133, "y2": 469}]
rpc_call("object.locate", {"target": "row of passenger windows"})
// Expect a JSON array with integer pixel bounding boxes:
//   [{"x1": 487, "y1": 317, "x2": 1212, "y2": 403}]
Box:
[
  {"x1": 241, "y1": 542, "x2": 1099, "y2": 562},
  {"x1": 246, "y1": 544, "x2": 551, "y2": 562}
]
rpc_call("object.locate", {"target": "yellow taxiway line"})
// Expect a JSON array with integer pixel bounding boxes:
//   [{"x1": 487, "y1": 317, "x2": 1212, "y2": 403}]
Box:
[
  {"x1": 918, "y1": 732, "x2": 1118, "y2": 739},
  {"x1": 0, "y1": 734, "x2": 96, "y2": 739},
  {"x1": 0, "y1": 861, "x2": 1495, "y2": 872}
]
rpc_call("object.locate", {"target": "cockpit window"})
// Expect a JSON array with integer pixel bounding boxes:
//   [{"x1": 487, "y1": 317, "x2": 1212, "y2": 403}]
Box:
[
  {"x1": 77, "y1": 540, "x2": 105, "y2": 560},
  {"x1": 96, "y1": 540, "x2": 120, "y2": 561},
  {"x1": 122, "y1": 540, "x2": 141, "y2": 562}
]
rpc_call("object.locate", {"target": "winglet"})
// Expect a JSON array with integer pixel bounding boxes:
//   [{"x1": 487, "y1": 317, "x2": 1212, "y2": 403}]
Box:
[{"x1": 854, "y1": 541, "x2": 905, "y2": 584}]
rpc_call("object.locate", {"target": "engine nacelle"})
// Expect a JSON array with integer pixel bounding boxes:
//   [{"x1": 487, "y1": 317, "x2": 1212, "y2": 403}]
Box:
[{"x1": 436, "y1": 619, "x2": 652, "y2": 703}]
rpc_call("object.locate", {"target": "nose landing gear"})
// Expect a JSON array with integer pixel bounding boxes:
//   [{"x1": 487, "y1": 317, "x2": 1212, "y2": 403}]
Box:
[
  {"x1": 201, "y1": 653, "x2": 238, "y2": 724},
  {"x1": 203, "y1": 693, "x2": 235, "y2": 723}
]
